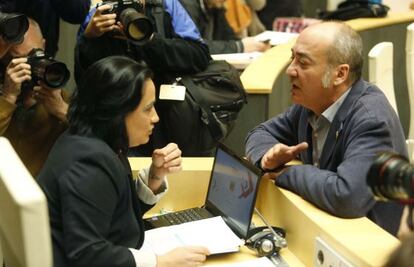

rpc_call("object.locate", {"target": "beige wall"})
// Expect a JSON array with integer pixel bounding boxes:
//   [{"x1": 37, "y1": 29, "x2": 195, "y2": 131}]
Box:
[
  {"x1": 384, "y1": 0, "x2": 412, "y2": 12},
  {"x1": 55, "y1": 20, "x2": 79, "y2": 93}
]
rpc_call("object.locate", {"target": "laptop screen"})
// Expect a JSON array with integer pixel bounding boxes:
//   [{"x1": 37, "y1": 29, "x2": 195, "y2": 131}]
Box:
[{"x1": 205, "y1": 144, "x2": 262, "y2": 239}]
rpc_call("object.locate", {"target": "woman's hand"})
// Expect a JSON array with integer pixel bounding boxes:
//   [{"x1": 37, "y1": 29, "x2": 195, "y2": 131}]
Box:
[
  {"x1": 149, "y1": 143, "x2": 182, "y2": 193},
  {"x1": 157, "y1": 246, "x2": 210, "y2": 267},
  {"x1": 151, "y1": 143, "x2": 182, "y2": 177}
]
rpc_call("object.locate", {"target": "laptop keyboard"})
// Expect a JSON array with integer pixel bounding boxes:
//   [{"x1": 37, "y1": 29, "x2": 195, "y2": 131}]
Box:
[{"x1": 162, "y1": 208, "x2": 205, "y2": 225}]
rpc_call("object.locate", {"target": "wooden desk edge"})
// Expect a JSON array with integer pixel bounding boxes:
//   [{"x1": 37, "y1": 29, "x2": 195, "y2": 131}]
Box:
[
  {"x1": 128, "y1": 157, "x2": 214, "y2": 172},
  {"x1": 241, "y1": 11, "x2": 414, "y2": 95},
  {"x1": 241, "y1": 39, "x2": 295, "y2": 94},
  {"x1": 257, "y1": 179, "x2": 399, "y2": 266}
]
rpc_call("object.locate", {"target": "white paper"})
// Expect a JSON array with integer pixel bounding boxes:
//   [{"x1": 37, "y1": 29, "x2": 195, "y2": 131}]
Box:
[
  {"x1": 211, "y1": 52, "x2": 263, "y2": 70},
  {"x1": 142, "y1": 216, "x2": 244, "y2": 255},
  {"x1": 211, "y1": 52, "x2": 263, "y2": 61},
  {"x1": 204, "y1": 256, "x2": 275, "y2": 267},
  {"x1": 254, "y1": 31, "x2": 298, "y2": 46}
]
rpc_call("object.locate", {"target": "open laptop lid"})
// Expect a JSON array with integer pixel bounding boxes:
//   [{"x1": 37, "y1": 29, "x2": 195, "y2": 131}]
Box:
[{"x1": 204, "y1": 143, "x2": 262, "y2": 240}]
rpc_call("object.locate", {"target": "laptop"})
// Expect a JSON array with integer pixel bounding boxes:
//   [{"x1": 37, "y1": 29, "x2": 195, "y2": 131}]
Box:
[{"x1": 145, "y1": 143, "x2": 262, "y2": 240}]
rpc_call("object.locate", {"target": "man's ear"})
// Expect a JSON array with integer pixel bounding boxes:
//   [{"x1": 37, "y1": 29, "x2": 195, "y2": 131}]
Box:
[
  {"x1": 42, "y1": 38, "x2": 46, "y2": 50},
  {"x1": 333, "y1": 64, "x2": 350, "y2": 86}
]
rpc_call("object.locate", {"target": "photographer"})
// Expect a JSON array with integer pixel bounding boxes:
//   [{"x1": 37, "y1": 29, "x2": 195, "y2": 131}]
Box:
[
  {"x1": 0, "y1": 10, "x2": 28, "y2": 57},
  {"x1": 0, "y1": 0, "x2": 91, "y2": 57},
  {"x1": 76, "y1": 0, "x2": 210, "y2": 81},
  {"x1": 75, "y1": 0, "x2": 211, "y2": 156},
  {"x1": 0, "y1": 18, "x2": 68, "y2": 176}
]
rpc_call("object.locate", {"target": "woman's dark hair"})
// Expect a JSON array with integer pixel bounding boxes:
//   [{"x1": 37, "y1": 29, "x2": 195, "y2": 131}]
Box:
[{"x1": 68, "y1": 56, "x2": 153, "y2": 153}]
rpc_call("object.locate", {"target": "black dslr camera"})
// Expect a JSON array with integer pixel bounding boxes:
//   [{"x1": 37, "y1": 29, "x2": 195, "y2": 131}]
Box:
[
  {"x1": 26, "y1": 48, "x2": 70, "y2": 89},
  {"x1": 97, "y1": 0, "x2": 163, "y2": 45},
  {"x1": 367, "y1": 151, "x2": 414, "y2": 230},
  {"x1": 0, "y1": 11, "x2": 29, "y2": 44},
  {"x1": 367, "y1": 152, "x2": 414, "y2": 202}
]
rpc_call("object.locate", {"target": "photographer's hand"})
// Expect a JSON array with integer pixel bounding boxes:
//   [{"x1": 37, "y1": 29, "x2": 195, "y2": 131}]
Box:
[
  {"x1": 2, "y1": 58, "x2": 31, "y2": 104},
  {"x1": 84, "y1": 4, "x2": 121, "y2": 38},
  {"x1": 34, "y1": 83, "x2": 68, "y2": 121}
]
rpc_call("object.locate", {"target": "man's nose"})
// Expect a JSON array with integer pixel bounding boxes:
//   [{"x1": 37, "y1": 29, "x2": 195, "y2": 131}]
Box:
[{"x1": 286, "y1": 62, "x2": 297, "y2": 77}]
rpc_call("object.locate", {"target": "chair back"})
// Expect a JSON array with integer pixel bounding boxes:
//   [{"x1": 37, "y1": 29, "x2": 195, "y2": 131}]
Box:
[
  {"x1": 405, "y1": 23, "x2": 414, "y2": 140},
  {"x1": 368, "y1": 42, "x2": 398, "y2": 115},
  {"x1": 0, "y1": 137, "x2": 52, "y2": 267}
]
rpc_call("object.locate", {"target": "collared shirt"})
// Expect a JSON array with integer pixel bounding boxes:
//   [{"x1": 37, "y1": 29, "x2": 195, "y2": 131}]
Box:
[{"x1": 308, "y1": 88, "x2": 351, "y2": 166}]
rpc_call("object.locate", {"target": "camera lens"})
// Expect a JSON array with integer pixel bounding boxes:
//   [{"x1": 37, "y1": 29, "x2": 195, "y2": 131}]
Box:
[
  {"x1": 119, "y1": 8, "x2": 153, "y2": 45},
  {"x1": 0, "y1": 13, "x2": 29, "y2": 44},
  {"x1": 44, "y1": 62, "x2": 70, "y2": 88},
  {"x1": 28, "y1": 49, "x2": 70, "y2": 89},
  {"x1": 367, "y1": 152, "x2": 414, "y2": 202}
]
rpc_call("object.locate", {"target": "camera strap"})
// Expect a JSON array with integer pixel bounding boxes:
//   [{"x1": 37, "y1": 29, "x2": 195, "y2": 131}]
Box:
[{"x1": 150, "y1": 0, "x2": 165, "y2": 38}]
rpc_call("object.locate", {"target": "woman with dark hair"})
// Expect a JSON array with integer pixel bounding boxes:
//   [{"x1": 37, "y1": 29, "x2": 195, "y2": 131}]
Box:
[{"x1": 37, "y1": 56, "x2": 210, "y2": 267}]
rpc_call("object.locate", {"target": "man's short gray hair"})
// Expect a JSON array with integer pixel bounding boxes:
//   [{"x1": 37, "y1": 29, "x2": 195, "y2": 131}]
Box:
[{"x1": 326, "y1": 23, "x2": 363, "y2": 84}]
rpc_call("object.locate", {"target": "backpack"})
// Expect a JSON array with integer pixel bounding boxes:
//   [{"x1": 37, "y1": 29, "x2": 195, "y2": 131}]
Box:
[
  {"x1": 149, "y1": 1, "x2": 247, "y2": 156},
  {"x1": 158, "y1": 60, "x2": 247, "y2": 156}
]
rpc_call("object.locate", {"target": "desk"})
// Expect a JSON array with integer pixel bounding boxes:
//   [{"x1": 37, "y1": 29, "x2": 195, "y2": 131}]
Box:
[
  {"x1": 224, "y1": 12, "x2": 414, "y2": 156},
  {"x1": 129, "y1": 157, "x2": 399, "y2": 266}
]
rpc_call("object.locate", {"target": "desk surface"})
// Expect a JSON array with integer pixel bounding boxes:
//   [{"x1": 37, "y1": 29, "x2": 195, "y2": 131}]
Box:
[{"x1": 129, "y1": 157, "x2": 399, "y2": 267}]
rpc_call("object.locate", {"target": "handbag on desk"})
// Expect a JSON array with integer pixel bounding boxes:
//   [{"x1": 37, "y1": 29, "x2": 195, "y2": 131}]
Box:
[{"x1": 318, "y1": 0, "x2": 390, "y2": 20}]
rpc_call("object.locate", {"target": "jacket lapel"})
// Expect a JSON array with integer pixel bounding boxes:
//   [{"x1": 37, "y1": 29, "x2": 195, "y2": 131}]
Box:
[
  {"x1": 298, "y1": 110, "x2": 313, "y2": 164},
  {"x1": 318, "y1": 79, "x2": 367, "y2": 168}
]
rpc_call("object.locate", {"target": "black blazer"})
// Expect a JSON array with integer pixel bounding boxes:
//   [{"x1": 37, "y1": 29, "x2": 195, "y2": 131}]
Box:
[{"x1": 38, "y1": 131, "x2": 152, "y2": 267}]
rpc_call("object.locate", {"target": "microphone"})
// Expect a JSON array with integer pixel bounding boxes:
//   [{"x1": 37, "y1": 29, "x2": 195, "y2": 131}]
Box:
[{"x1": 254, "y1": 207, "x2": 288, "y2": 249}]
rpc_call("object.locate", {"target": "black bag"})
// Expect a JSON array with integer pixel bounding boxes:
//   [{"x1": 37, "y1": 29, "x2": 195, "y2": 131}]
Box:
[
  {"x1": 150, "y1": 2, "x2": 247, "y2": 156},
  {"x1": 159, "y1": 60, "x2": 247, "y2": 156},
  {"x1": 318, "y1": 0, "x2": 389, "y2": 21}
]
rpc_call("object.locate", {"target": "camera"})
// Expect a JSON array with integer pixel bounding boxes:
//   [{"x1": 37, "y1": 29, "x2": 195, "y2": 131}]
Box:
[
  {"x1": 26, "y1": 48, "x2": 70, "y2": 89},
  {"x1": 367, "y1": 152, "x2": 414, "y2": 202},
  {"x1": 0, "y1": 12, "x2": 29, "y2": 44},
  {"x1": 97, "y1": 0, "x2": 163, "y2": 45}
]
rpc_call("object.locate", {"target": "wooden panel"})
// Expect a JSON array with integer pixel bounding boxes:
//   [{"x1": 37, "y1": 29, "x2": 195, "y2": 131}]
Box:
[{"x1": 256, "y1": 179, "x2": 399, "y2": 267}]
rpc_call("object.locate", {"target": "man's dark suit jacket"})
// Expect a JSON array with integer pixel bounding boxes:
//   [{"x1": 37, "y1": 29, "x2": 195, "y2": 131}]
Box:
[
  {"x1": 37, "y1": 131, "x2": 153, "y2": 267},
  {"x1": 246, "y1": 79, "x2": 407, "y2": 235}
]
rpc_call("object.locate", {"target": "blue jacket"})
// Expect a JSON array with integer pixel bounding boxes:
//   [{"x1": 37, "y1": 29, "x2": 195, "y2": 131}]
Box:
[
  {"x1": 75, "y1": 0, "x2": 210, "y2": 84},
  {"x1": 245, "y1": 79, "x2": 407, "y2": 235}
]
